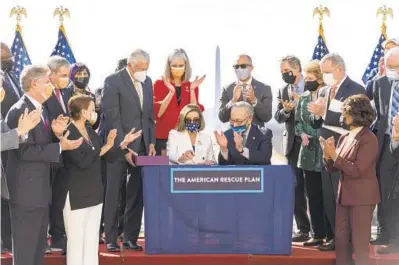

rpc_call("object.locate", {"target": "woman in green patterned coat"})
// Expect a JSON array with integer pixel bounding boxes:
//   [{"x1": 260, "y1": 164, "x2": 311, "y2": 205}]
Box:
[{"x1": 295, "y1": 60, "x2": 326, "y2": 247}]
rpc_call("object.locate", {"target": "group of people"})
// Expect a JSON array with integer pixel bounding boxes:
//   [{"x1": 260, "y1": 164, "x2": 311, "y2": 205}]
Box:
[{"x1": 0, "y1": 35, "x2": 398, "y2": 265}]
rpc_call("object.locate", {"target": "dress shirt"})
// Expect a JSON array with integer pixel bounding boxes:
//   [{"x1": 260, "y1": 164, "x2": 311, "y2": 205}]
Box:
[
  {"x1": 284, "y1": 76, "x2": 305, "y2": 118},
  {"x1": 54, "y1": 88, "x2": 67, "y2": 113},
  {"x1": 25, "y1": 94, "x2": 62, "y2": 153},
  {"x1": 226, "y1": 77, "x2": 257, "y2": 108},
  {"x1": 126, "y1": 68, "x2": 143, "y2": 109},
  {"x1": 220, "y1": 126, "x2": 251, "y2": 160}
]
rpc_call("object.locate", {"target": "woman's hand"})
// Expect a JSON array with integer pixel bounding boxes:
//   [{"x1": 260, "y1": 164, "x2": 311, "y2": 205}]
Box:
[
  {"x1": 162, "y1": 76, "x2": 175, "y2": 94},
  {"x1": 190, "y1": 75, "x2": 206, "y2": 90},
  {"x1": 320, "y1": 136, "x2": 338, "y2": 161},
  {"x1": 301, "y1": 133, "x2": 310, "y2": 146},
  {"x1": 120, "y1": 128, "x2": 142, "y2": 149},
  {"x1": 178, "y1": 150, "x2": 195, "y2": 163},
  {"x1": 106, "y1": 129, "x2": 117, "y2": 148}
]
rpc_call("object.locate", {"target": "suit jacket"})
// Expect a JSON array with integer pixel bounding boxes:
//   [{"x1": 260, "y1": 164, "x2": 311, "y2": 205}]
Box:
[
  {"x1": 1, "y1": 71, "x2": 22, "y2": 118},
  {"x1": 1, "y1": 120, "x2": 24, "y2": 200},
  {"x1": 43, "y1": 88, "x2": 72, "y2": 122},
  {"x1": 218, "y1": 78, "x2": 273, "y2": 127},
  {"x1": 274, "y1": 84, "x2": 296, "y2": 157},
  {"x1": 5, "y1": 95, "x2": 60, "y2": 207},
  {"x1": 324, "y1": 127, "x2": 380, "y2": 206},
  {"x1": 218, "y1": 124, "x2": 273, "y2": 165},
  {"x1": 166, "y1": 130, "x2": 216, "y2": 164},
  {"x1": 371, "y1": 76, "x2": 395, "y2": 157},
  {"x1": 101, "y1": 69, "x2": 155, "y2": 155},
  {"x1": 310, "y1": 77, "x2": 365, "y2": 141},
  {"x1": 389, "y1": 140, "x2": 399, "y2": 198}
]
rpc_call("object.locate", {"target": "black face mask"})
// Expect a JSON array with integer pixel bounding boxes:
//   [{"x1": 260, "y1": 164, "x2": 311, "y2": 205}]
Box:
[
  {"x1": 305, "y1": 80, "x2": 319, "y2": 92},
  {"x1": 1, "y1": 60, "x2": 13, "y2": 72},
  {"x1": 339, "y1": 115, "x2": 350, "y2": 130},
  {"x1": 282, "y1": 71, "x2": 296, "y2": 85},
  {"x1": 73, "y1": 77, "x2": 90, "y2": 89}
]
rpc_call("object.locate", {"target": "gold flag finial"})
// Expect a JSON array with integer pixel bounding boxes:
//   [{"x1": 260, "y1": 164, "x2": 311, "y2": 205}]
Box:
[
  {"x1": 53, "y1": 6, "x2": 70, "y2": 27},
  {"x1": 377, "y1": 5, "x2": 393, "y2": 37},
  {"x1": 313, "y1": 5, "x2": 330, "y2": 35},
  {"x1": 9, "y1": 6, "x2": 27, "y2": 30}
]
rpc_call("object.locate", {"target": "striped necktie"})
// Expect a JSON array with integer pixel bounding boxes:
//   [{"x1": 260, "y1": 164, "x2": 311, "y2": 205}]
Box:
[
  {"x1": 390, "y1": 82, "x2": 399, "y2": 135},
  {"x1": 134, "y1": 81, "x2": 143, "y2": 109}
]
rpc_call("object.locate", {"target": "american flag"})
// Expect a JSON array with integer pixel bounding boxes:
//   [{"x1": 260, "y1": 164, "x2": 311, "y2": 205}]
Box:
[
  {"x1": 51, "y1": 26, "x2": 76, "y2": 64},
  {"x1": 361, "y1": 34, "x2": 386, "y2": 84},
  {"x1": 11, "y1": 27, "x2": 32, "y2": 80},
  {"x1": 312, "y1": 34, "x2": 329, "y2": 60}
]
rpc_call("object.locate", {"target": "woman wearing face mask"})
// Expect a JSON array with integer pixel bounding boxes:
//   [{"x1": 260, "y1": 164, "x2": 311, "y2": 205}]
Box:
[
  {"x1": 294, "y1": 60, "x2": 327, "y2": 246},
  {"x1": 320, "y1": 95, "x2": 379, "y2": 265},
  {"x1": 70, "y1": 63, "x2": 100, "y2": 130},
  {"x1": 153, "y1": 49, "x2": 205, "y2": 156},
  {"x1": 62, "y1": 94, "x2": 141, "y2": 265},
  {"x1": 167, "y1": 104, "x2": 215, "y2": 165}
]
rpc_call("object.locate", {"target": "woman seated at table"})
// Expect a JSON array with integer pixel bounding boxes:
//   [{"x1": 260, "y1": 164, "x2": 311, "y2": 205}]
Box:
[
  {"x1": 62, "y1": 94, "x2": 142, "y2": 265},
  {"x1": 320, "y1": 94, "x2": 379, "y2": 265},
  {"x1": 167, "y1": 104, "x2": 216, "y2": 165}
]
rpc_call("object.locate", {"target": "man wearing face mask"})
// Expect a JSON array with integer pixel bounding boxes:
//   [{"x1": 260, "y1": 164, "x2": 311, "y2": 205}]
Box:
[
  {"x1": 5, "y1": 65, "x2": 83, "y2": 265},
  {"x1": 0, "y1": 43, "x2": 24, "y2": 119},
  {"x1": 214, "y1": 102, "x2": 273, "y2": 165},
  {"x1": 307, "y1": 53, "x2": 365, "y2": 251},
  {"x1": 275, "y1": 56, "x2": 312, "y2": 242},
  {"x1": 43, "y1": 56, "x2": 73, "y2": 254},
  {"x1": 372, "y1": 47, "x2": 399, "y2": 254},
  {"x1": 219, "y1": 54, "x2": 272, "y2": 127},
  {"x1": 102, "y1": 49, "x2": 156, "y2": 252}
]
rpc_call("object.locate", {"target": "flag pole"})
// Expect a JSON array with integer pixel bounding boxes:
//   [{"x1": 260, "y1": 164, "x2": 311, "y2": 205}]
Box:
[
  {"x1": 313, "y1": 5, "x2": 330, "y2": 45},
  {"x1": 9, "y1": 5, "x2": 27, "y2": 33},
  {"x1": 377, "y1": 5, "x2": 393, "y2": 39}
]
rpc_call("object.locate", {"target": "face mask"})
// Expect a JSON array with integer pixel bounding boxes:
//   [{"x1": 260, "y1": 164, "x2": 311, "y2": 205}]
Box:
[
  {"x1": 235, "y1": 68, "x2": 251, "y2": 81},
  {"x1": 231, "y1": 124, "x2": 247, "y2": 134},
  {"x1": 41, "y1": 83, "x2": 54, "y2": 102},
  {"x1": 339, "y1": 115, "x2": 350, "y2": 130},
  {"x1": 1, "y1": 59, "x2": 13, "y2": 72},
  {"x1": 57, "y1": 77, "x2": 70, "y2": 89},
  {"x1": 282, "y1": 71, "x2": 296, "y2": 85},
  {"x1": 185, "y1": 121, "x2": 200, "y2": 132},
  {"x1": 305, "y1": 80, "x2": 320, "y2": 92},
  {"x1": 323, "y1": 73, "x2": 337, "y2": 87},
  {"x1": 386, "y1": 69, "x2": 399, "y2": 81},
  {"x1": 90, "y1": 112, "x2": 98, "y2": 123},
  {"x1": 133, "y1": 71, "x2": 147, "y2": 82},
  {"x1": 171, "y1": 67, "x2": 185, "y2": 78},
  {"x1": 73, "y1": 77, "x2": 90, "y2": 89}
]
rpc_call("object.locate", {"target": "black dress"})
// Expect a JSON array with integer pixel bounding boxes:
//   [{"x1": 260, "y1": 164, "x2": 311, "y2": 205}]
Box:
[{"x1": 62, "y1": 123, "x2": 126, "y2": 210}]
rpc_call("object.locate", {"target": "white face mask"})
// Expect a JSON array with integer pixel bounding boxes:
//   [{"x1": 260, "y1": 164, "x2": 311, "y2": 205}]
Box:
[
  {"x1": 323, "y1": 73, "x2": 337, "y2": 86},
  {"x1": 133, "y1": 71, "x2": 147, "y2": 82},
  {"x1": 90, "y1": 112, "x2": 98, "y2": 123},
  {"x1": 386, "y1": 69, "x2": 399, "y2": 81}
]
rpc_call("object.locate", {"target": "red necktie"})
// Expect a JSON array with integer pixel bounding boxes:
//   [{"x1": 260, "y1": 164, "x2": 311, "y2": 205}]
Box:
[{"x1": 55, "y1": 89, "x2": 64, "y2": 110}]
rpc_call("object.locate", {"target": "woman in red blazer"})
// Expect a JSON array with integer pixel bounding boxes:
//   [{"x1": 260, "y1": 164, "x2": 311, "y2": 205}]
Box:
[
  {"x1": 320, "y1": 95, "x2": 379, "y2": 265},
  {"x1": 153, "y1": 49, "x2": 205, "y2": 155}
]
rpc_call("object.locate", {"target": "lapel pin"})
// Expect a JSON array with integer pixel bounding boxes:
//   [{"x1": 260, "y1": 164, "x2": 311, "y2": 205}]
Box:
[{"x1": 253, "y1": 137, "x2": 255, "y2": 140}]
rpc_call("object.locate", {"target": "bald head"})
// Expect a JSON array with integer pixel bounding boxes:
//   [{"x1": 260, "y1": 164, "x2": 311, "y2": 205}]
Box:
[{"x1": 385, "y1": 47, "x2": 399, "y2": 80}]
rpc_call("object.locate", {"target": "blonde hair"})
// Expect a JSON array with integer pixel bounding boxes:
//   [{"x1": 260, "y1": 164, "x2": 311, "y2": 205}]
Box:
[
  {"x1": 305, "y1": 60, "x2": 324, "y2": 84},
  {"x1": 176, "y1": 104, "x2": 205, "y2": 132},
  {"x1": 164, "y1": 49, "x2": 192, "y2": 82}
]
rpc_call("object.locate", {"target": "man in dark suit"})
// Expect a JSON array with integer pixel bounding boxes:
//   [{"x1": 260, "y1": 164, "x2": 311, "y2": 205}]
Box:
[
  {"x1": 307, "y1": 53, "x2": 365, "y2": 251},
  {"x1": 214, "y1": 102, "x2": 272, "y2": 165},
  {"x1": 1, "y1": 43, "x2": 25, "y2": 251},
  {"x1": 5, "y1": 65, "x2": 82, "y2": 265},
  {"x1": 43, "y1": 56, "x2": 73, "y2": 253},
  {"x1": 102, "y1": 49, "x2": 156, "y2": 252},
  {"x1": 377, "y1": 46, "x2": 399, "y2": 254},
  {"x1": 219, "y1": 54, "x2": 273, "y2": 127},
  {"x1": 275, "y1": 56, "x2": 313, "y2": 243}
]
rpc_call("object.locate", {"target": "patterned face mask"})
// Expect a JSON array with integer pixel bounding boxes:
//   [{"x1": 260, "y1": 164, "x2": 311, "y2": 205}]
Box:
[{"x1": 185, "y1": 121, "x2": 200, "y2": 132}]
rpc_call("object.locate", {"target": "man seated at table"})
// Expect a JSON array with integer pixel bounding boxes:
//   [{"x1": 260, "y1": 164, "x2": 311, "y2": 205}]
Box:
[{"x1": 214, "y1": 102, "x2": 272, "y2": 165}]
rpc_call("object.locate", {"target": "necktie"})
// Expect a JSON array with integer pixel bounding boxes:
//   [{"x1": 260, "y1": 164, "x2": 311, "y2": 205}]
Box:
[
  {"x1": 390, "y1": 82, "x2": 399, "y2": 134},
  {"x1": 134, "y1": 81, "x2": 143, "y2": 109},
  {"x1": 55, "y1": 89, "x2": 65, "y2": 112},
  {"x1": 329, "y1": 86, "x2": 337, "y2": 101},
  {"x1": 242, "y1": 134, "x2": 247, "y2": 147}
]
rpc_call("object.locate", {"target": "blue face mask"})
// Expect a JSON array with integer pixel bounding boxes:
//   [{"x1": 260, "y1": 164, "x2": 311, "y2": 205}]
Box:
[
  {"x1": 231, "y1": 124, "x2": 247, "y2": 134},
  {"x1": 185, "y1": 121, "x2": 200, "y2": 132}
]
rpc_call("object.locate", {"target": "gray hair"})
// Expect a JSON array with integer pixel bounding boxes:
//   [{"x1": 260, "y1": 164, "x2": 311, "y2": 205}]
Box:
[
  {"x1": 280, "y1": 55, "x2": 302, "y2": 72},
  {"x1": 164, "y1": 49, "x2": 192, "y2": 82},
  {"x1": 20, "y1": 65, "x2": 49, "y2": 92},
  {"x1": 128, "y1": 49, "x2": 150, "y2": 65},
  {"x1": 320, "y1": 53, "x2": 346, "y2": 72},
  {"x1": 237, "y1": 54, "x2": 253, "y2": 65},
  {"x1": 47, "y1": 56, "x2": 70, "y2": 73},
  {"x1": 231, "y1": 101, "x2": 254, "y2": 117},
  {"x1": 385, "y1": 46, "x2": 399, "y2": 63}
]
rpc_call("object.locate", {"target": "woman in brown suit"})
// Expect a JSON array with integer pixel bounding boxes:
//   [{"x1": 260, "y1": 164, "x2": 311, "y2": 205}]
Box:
[{"x1": 319, "y1": 94, "x2": 380, "y2": 265}]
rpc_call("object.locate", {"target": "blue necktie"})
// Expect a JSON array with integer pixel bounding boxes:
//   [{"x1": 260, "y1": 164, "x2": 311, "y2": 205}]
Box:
[{"x1": 389, "y1": 82, "x2": 399, "y2": 135}]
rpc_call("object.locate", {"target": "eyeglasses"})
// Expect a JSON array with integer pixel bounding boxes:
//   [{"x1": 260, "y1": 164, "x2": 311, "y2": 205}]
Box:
[
  {"x1": 229, "y1": 116, "x2": 249, "y2": 124},
  {"x1": 185, "y1": 118, "x2": 200, "y2": 123},
  {"x1": 233, "y1": 64, "x2": 252, "y2": 69}
]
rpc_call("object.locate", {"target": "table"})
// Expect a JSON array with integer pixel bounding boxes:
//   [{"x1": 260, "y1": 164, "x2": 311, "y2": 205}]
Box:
[{"x1": 142, "y1": 165, "x2": 295, "y2": 255}]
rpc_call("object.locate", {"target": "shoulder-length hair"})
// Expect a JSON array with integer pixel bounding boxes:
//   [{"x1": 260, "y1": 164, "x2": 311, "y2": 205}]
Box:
[
  {"x1": 70, "y1": 62, "x2": 91, "y2": 80},
  {"x1": 176, "y1": 104, "x2": 205, "y2": 132},
  {"x1": 341, "y1": 94, "x2": 375, "y2": 127},
  {"x1": 164, "y1": 49, "x2": 192, "y2": 82}
]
